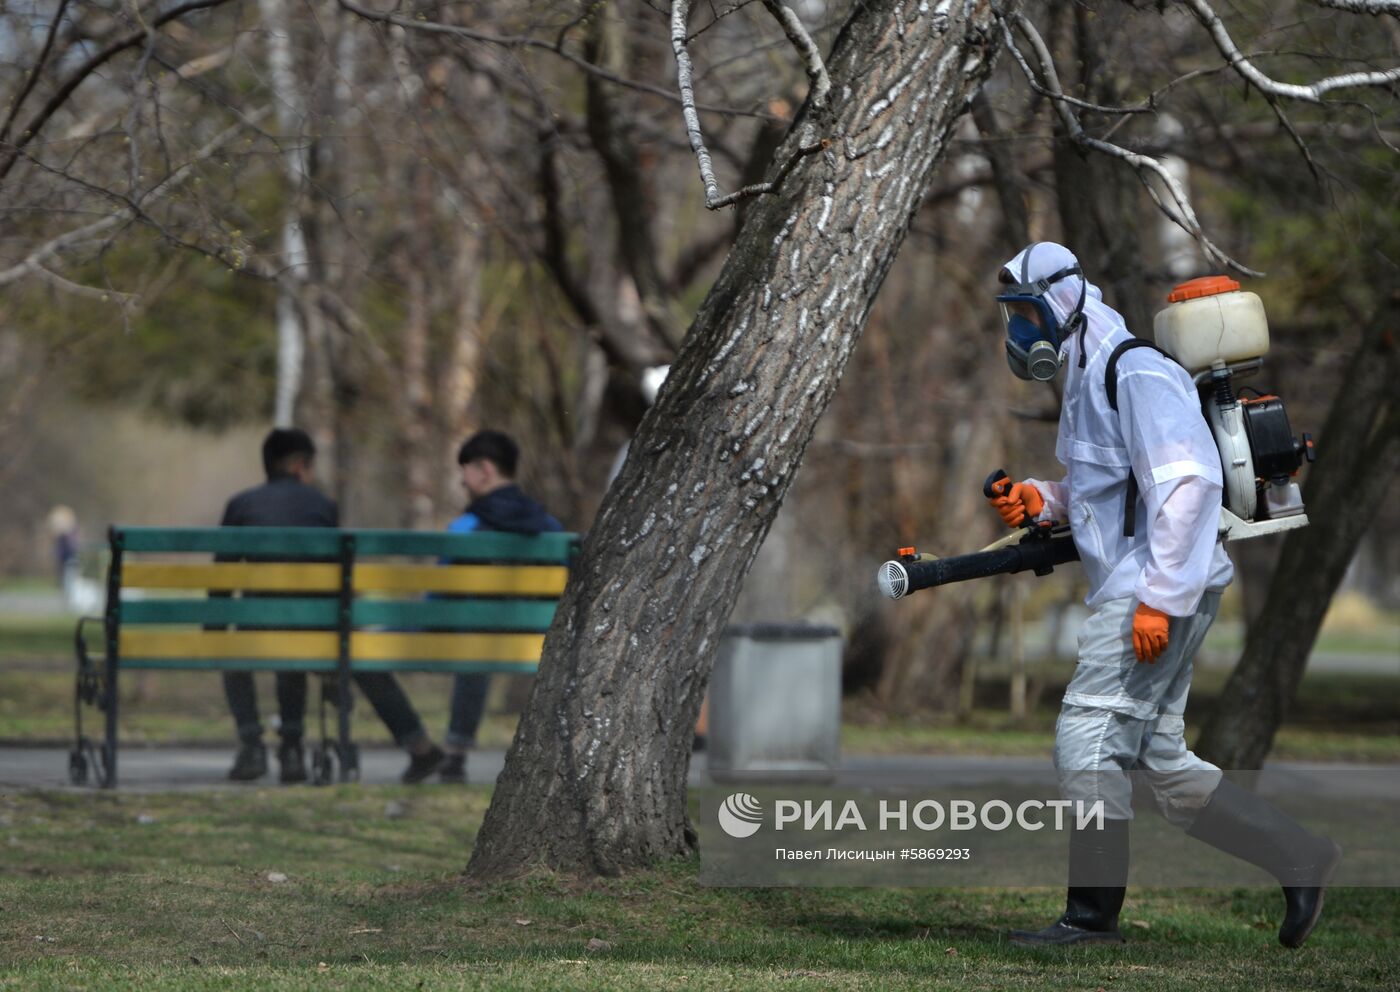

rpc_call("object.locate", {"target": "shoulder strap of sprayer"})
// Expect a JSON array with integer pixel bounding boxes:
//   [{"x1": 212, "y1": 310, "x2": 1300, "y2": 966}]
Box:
[{"x1": 1105, "y1": 338, "x2": 1174, "y2": 538}]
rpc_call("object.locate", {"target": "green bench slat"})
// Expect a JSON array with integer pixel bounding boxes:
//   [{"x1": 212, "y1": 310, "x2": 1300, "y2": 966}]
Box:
[
  {"x1": 354, "y1": 599, "x2": 556, "y2": 631},
  {"x1": 116, "y1": 527, "x2": 578, "y2": 562},
  {"x1": 120, "y1": 598, "x2": 338, "y2": 627},
  {"x1": 353, "y1": 530, "x2": 576, "y2": 561},
  {"x1": 117, "y1": 598, "x2": 557, "y2": 631},
  {"x1": 118, "y1": 527, "x2": 341, "y2": 556}
]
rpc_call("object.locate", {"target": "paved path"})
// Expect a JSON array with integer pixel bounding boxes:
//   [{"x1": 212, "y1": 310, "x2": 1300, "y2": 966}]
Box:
[{"x1": 3, "y1": 746, "x2": 1395, "y2": 799}]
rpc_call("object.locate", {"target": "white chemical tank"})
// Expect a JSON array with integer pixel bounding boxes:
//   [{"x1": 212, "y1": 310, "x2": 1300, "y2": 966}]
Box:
[{"x1": 1153, "y1": 276, "x2": 1270, "y2": 373}]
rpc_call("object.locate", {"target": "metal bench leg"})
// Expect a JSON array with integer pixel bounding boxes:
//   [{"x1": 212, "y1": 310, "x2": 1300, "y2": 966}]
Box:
[
  {"x1": 99, "y1": 535, "x2": 123, "y2": 789},
  {"x1": 71, "y1": 617, "x2": 102, "y2": 786},
  {"x1": 101, "y1": 654, "x2": 118, "y2": 789},
  {"x1": 335, "y1": 533, "x2": 358, "y2": 784}
]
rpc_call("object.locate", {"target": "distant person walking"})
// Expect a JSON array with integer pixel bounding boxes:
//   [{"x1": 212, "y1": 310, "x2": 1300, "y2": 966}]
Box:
[
  {"x1": 219, "y1": 428, "x2": 445, "y2": 784},
  {"x1": 47, "y1": 505, "x2": 80, "y2": 586},
  {"x1": 47, "y1": 505, "x2": 102, "y2": 614},
  {"x1": 440, "y1": 430, "x2": 562, "y2": 783}
]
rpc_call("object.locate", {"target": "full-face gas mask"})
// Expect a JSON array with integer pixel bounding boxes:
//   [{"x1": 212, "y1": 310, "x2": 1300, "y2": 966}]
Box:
[{"x1": 996, "y1": 250, "x2": 1087, "y2": 382}]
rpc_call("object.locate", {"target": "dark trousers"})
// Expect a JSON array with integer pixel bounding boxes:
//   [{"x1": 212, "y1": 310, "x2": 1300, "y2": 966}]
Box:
[
  {"x1": 224, "y1": 670, "x2": 426, "y2": 749},
  {"x1": 446, "y1": 673, "x2": 490, "y2": 750},
  {"x1": 224, "y1": 671, "x2": 306, "y2": 743},
  {"x1": 352, "y1": 672, "x2": 428, "y2": 749}
]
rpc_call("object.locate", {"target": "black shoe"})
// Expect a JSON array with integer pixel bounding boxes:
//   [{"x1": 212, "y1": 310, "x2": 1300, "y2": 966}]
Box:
[
  {"x1": 439, "y1": 752, "x2": 467, "y2": 784},
  {"x1": 228, "y1": 741, "x2": 267, "y2": 781},
  {"x1": 401, "y1": 745, "x2": 445, "y2": 785},
  {"x1": 278, "y1": 739, "x2": 307, "y2": 784},
  {"x1": 1187, "y1": 778, "x2": 1343, "y2": 948}
]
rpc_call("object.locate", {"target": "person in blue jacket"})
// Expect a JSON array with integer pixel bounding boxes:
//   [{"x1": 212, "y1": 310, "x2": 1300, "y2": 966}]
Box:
[{"x1": 441, "y1": 430, "x2": 562, "y2": 783}]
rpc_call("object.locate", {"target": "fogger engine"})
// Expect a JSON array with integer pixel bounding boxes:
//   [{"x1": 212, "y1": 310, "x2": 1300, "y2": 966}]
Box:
[{"x1": 1154, "y1": 276, "x2": 1315, "y2": 539}]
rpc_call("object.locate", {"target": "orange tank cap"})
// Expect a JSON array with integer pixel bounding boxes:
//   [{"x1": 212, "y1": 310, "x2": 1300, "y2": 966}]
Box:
[{"x1": 1166, "y1": 275, "x2": 1241, "y2": 303}]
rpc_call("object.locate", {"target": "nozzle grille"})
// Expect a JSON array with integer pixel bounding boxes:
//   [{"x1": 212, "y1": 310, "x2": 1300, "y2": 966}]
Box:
[{"x1": 877, "y1": 561, "x2": 909, "y2": 600}]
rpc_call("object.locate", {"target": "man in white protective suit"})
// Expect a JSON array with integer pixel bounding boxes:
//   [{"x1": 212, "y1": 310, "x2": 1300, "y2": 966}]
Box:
[{"x1": 988, "y1": 241, "x2": 1340, "y2": 948}]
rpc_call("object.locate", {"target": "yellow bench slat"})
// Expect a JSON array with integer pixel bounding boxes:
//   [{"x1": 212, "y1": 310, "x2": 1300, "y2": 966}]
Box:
[
  {"x1": 122, "y1": 562, "x2": 339, "y2": 592},
  {"x1": 119, "y1": 562, "x2": 568, "y2": 595},
  {"x1": 355, "y1": 632, "x2": 545, "y2": 662},
  {"x1": 352, "y1": 564, "x2": 567, "y2": 595},
  {"x1": 119, "y1": 629, "x2": 546, "y2": 664}
]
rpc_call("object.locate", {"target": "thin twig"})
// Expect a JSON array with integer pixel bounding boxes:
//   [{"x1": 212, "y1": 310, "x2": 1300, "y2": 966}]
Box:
[
  {"x1": 221, "y1": 920, "x2": 245, "y2": 946},
  {"x1": 0, "y1": 0, "x2": 237, "y2": 183},
  {"x1": 706, "y1": 139, "x2": 829, "y2": 208},
  {"x1": 0, "y1": 110, "x2": 270, "y2": 289},
  {"x1": 335, "y1": 0, "x2": 776, "y2": 121},
  {"x1": 1003, "y1": 13, "x2": 1262, "y2": 277},
  {"x1": 0, "y1": 0, "x2": 73, "y2": 146}
]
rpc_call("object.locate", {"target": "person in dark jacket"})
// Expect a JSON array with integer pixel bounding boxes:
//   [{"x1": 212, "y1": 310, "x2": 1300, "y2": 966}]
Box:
[
  {"x1": 220, "y1": 428, "x2": 445, "y2": 784},
  {"x1": 440, "y1": 430, "x2": 562, "y2": 783}
]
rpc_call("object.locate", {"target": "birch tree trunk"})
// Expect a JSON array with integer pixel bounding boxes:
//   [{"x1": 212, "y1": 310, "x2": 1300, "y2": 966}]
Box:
[
  {"x1": 260, "y1": 0, "x2": 310, "y2": 427},
  {"x1": 467, "y1": 0, "x2": 1015, "y2": 880}
]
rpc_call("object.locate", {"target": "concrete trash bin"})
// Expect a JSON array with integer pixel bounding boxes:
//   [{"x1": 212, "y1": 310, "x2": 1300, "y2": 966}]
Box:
[{"x1": 707, "y1": 623, "x2": 841, "y2": 784}]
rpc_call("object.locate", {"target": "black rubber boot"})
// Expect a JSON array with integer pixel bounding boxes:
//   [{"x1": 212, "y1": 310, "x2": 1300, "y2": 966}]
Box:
[
  {"x1": 1187, "y1": 778, "x2": 1341, "y2": 948},
  {"x1": 1010, "y1": 818, "x2": 1129, "y2": 947}
]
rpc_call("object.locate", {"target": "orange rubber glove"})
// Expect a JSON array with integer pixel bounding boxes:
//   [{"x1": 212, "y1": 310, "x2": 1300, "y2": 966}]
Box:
[
  {"x1": 1132, "y1": 604, "x2": 1170, "y2": 663},
  {"x1": 987, "y1": 479, "x2": 1045, "y2": 529}
]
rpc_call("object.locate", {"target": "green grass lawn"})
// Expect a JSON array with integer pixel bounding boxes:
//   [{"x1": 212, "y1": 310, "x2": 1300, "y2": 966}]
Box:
[{"x1": 1, "y1": 787, "x2": 1396, "y2": 991}]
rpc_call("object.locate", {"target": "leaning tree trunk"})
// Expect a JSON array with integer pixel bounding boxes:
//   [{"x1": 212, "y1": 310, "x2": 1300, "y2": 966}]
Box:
[
  {"x1": 466, "y1": 0, "x2": 1014, "y2": 880},
  {"x1": 1195, "y1": 295, "x2": 1400, "y2": 768}
]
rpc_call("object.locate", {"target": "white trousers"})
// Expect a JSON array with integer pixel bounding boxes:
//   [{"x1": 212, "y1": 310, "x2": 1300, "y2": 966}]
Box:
[{"x1": 1055, "y1": 592, "x2": 1224, "y2": 827}]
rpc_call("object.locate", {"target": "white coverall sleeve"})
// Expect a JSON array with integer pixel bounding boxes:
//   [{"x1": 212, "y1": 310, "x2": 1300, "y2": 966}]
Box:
[
  {"x1": 1115, "y1": 356, "x2": 1224, "y2": 617},
  {"x1": 1022, "y1": 475, "x2": 1069, "y2": 523}
]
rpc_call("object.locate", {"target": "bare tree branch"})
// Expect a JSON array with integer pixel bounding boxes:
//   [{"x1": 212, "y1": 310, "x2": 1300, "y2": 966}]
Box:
[
  {"x1": 335, "y1": 0, "x2": 778, "y2": 120},
  {"x1": 672, "y1": 0, "x2": 830, "y2": 209},
  {"x1": 1003, "y1": 13, "x2": 1263, "y2": 277},
  {"x1": 1184, "y1": 0, "x2": 1400, "y2": 103},
  {"x1": 0, "y1": 0, "x2": 238, "y2": 184},
  {"x1": 0, "y1": 110, "x2": 269, "y2": 291},
  {"x1": 0, "y1": 0, "x2": 73, "y2": 147},
  {"x1": 1310, "y1": 0, "x2": 1400, "y2": 13},
  {"x1": 759, "y1": 0, "x2": 830, "y2": 109},
  {"x1": 33, "y1": 263, "x2": 138, "y2": 307}
]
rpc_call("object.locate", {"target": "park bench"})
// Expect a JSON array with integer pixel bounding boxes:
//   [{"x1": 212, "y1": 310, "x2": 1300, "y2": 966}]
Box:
[{"x1": 71, "y1": 525, "x2": 579, "y2": 788}]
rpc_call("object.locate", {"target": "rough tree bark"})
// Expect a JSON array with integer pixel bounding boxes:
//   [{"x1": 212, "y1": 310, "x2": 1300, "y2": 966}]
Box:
[
  {"x1": 466, "y1": 0, "x2": 1015, "y2": 880},
  {"x1": 1195, "y1": 294, "x2": 1400, "y2": 768}
]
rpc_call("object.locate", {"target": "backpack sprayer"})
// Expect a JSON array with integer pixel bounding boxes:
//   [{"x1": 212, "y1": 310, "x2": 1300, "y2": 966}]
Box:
[
  {"x1": 878, "y1": 277, "x2": 1315, "y2": 601},
  {"x1": 1154, "y1": 276, "x2": 1314, "y2": 539}
]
